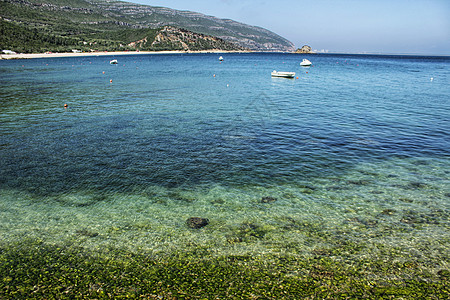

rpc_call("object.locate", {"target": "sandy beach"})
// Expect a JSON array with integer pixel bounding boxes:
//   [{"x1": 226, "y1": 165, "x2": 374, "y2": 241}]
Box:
[{"x1": 0, "y1": 50, "x2": 251, "y2": 60}]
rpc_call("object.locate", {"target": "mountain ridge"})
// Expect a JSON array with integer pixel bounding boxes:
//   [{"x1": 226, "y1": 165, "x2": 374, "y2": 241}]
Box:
[{"x1": 1, "y1": 0, "x2": 295, "y2": 52}]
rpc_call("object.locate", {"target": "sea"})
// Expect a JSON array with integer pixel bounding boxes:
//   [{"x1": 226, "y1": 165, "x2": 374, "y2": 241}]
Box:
[{"x1": 0, "y1": 53, "x2": 449, "y2": 276}]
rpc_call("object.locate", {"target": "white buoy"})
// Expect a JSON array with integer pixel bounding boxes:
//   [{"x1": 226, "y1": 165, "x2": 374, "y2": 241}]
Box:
[{"x1": 430, "y1": 77, "x2": 434, "y2": 82}]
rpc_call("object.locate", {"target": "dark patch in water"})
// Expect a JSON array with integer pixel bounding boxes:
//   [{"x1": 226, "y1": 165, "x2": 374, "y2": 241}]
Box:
[
  {"x1": 227, "y1": 222, "x2": 267, "y2": 243},
  {"x1": 186, "y1": 217, "x2": 209, "y2": 229},
  {"x1": 347, "y1": 217, "x2": 378, "y2": 227},
  {"x1": 399, "y1": 197, "x2": 414, "y2": 203},
  {"x1": 54, "y1": 194, "x2": 108, "y2": 207},
  {"x1": 239, "y1": 222, "x2": 266, "y2": 238},
  {"x1": 76, "y1": 229, "x2": 99, "y2": 237},
  {"x1": 347, "y1": 180, "x2": 371, "y2": 186},
  {"x1": 298, "y1": 184, "x2": 316, "y2": 194},
  {"x1": 168, "y1": 191, "x2": 196, "y2": 203},
  {"x1": 298, "y1": 184, "x2": 317, "y2": 190},
  {"x1": 370, "y1": 190, "x2": 384, "y2": 194},
  {"x1": 312, "y1": 248, "x2": 333, "y2": 257},
  {"x1": 437, "y1": 270, "x2": 450, "y2": 279},
  {"x1": 326, "y1": 185, "x2": 350, "y2": 191},
  {"x1": 261, "y1": 196, "x2": 277, "y2": 203},
  {"x1": 400, "y1": 210, "x2": 441, "y2": 225},
  {"x1": 211, "y1": 198, "x2": 225, "y2": 205},
  {"x1": 166, "y1": 180, "x2": 181, "y2": 189},
  {"x1": 406, "y1": 182, "x2": 431, "y2": 190},
  {"x1": 380, "y1": 209, "x2": 396, "y2": 216}
]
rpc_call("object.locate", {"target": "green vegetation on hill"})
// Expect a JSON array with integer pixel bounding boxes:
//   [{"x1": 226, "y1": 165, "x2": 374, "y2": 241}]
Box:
[
  {"x1": 0, "y1": 18, "x2": 155, "y2": 53},
  {"x1": 0, "y1": 18, "x2": 243, "y2": 53},
  {"x1": 0, "y1": 0, "x2": 294, "y2": 53},
  {"x1": 0, "y1": 19, "x2": 78, "y2": 53}
]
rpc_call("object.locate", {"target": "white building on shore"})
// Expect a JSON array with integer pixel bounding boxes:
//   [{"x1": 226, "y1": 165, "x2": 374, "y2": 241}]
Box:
[{"x1": 2, "y1": 50, "x2": 17, "y2": 55}]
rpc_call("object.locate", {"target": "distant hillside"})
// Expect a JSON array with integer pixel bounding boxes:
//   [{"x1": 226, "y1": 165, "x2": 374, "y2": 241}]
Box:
[
  {"x1": 0, "y1": 0, "x2": 295, "y2": 53},
  {"x1": 0, "y1": 19, "x2": 245, "y2": 53}
]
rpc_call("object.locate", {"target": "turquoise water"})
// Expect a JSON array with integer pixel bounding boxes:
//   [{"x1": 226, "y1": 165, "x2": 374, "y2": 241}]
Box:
[{"x1": 0, "y1": 53, "x2": 449, "y2": 272}]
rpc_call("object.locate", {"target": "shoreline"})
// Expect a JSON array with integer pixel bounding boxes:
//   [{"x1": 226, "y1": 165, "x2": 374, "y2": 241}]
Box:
[
  {"x1": 2, "y1": 50, "x2": 448, "y2": 60},
  {"x1": 0, "y1": 50, "x2": 252, "y2": 60}
]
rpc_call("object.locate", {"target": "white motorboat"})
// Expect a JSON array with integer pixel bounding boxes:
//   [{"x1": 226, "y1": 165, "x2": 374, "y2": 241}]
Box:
[
  {"x1": 271, "y1": 71, "x2": 296, "y2": 78},
  {"x1": 219, "y1": 56, "x2": 224, "y2": 61},
  {"x1": 110, "y1": 59, "x2": 118, "y2": 64},
  {"x1": 300, "y1": 59, "x2": 312, "y2": 66}
]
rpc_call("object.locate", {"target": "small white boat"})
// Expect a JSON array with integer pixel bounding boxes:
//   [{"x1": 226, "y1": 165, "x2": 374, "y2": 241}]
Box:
[
  {"x1": 110, "y1": 59, "x2": 118, "y2": 64},
  {"x1": 219, "y1": 56, "x2": 224, "y2": 61},
  {"x1": 300, "y1": 59, "x2": 312, "y2": 66},
  {"x1": 271, "y1": 71, "x2": 296, "y2": 78}
]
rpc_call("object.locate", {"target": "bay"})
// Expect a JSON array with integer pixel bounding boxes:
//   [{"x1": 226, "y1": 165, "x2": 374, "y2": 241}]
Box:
[{"x1": 0, "y1": 53, "x2": 449, "y2": 295}]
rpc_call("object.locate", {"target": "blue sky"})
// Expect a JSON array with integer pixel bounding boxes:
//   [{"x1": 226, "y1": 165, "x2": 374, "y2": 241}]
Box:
[{"x1": 127, "y1": 0, "x2": 449, "y2": 55}]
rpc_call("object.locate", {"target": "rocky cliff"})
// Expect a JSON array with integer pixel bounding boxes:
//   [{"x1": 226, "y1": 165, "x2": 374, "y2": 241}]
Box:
[{"x1": 140, "y1": 26, "x2": 246, "y2": 51}]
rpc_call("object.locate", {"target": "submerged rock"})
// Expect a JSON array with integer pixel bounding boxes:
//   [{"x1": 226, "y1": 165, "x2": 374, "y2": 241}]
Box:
[
  {"x1": 380, "y1": 209, "x2": 396, "y2": 216},
  {"x1": 261, "y1": 196, "x2": 277, "y2": 203},
  {"x1": 186, "y1": 217, "x2": 209, "y2": 229},
  {"x1": 76, "y1": 229, "x2": 99, "y2": 237}
]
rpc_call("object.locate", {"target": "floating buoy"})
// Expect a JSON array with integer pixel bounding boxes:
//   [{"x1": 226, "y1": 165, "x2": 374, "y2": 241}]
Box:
[
  {"x1": 110, "y1": 79, "x2": 112, "y2": 83},
  {"x1": 430, "y1": 77, "x2": 434, "y2": 81},
  {"x1": 64, "y1": 104, "x2": 68, "y2": 108},
  {"x1": 296, "y1": 77, "x2": 299, "y2": 79},
  {"x1": 213, "y1": 74, "x2": 216, "y2": 77},
  {"x1": 102, "y1": 71, "x2": 105, "y2": 74}
]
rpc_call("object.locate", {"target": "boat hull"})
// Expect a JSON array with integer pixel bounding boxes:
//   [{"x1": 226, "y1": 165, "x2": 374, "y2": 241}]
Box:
[
  {"x1": 300, "y1": 59, "x2": 312, "y2": 66},
  {"x1": 271, "y1": 71, "x2": 296, "y2": 78}
]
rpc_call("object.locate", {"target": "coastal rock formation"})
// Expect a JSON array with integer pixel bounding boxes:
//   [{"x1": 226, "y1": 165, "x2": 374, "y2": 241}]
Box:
[
  {"x1": 295, "y1": 45, "x2": 314, "y2": 54},
  {"x1": 186, "y1": 217, "x2": 209, "y2": 229},
  {"x1": 149, "y1": 26, "x2": 246, "y2": 51}
]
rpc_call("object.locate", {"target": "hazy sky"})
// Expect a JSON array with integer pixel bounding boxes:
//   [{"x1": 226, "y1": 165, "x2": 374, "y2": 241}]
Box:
[{"x1": 127, "y1": 0, "x2": 450, "y2": 55}]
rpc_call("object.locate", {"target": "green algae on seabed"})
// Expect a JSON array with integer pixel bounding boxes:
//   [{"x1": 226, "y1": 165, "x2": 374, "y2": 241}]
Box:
[{"x1": 1, "y1": 240, "x2": 448, "y2": 299}]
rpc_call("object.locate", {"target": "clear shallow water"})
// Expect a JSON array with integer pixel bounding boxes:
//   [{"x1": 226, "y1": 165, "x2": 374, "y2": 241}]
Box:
[{"x1": 0, "y1": 53, "x2": 449, "y2": 272}]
